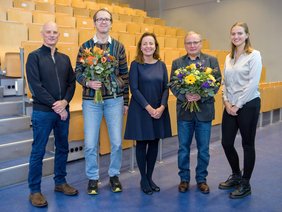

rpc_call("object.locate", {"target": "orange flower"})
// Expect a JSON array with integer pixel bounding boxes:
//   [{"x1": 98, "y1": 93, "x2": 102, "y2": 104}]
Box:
[
  {"x1": 86, "y1": 56, "x2": 95, "y2": 65},
  {"x1": 84, "y1": 48, "x2": 92, "y2": 55},
  {"x1": 93, "y1": 46, "x2": 104, "y2": 55},
  {"x1": 101, "y1": 57, "x2": 107, "y2": 63},
  {"x1": 79, "y1": 57, "x2": 85, "y2": 64}
]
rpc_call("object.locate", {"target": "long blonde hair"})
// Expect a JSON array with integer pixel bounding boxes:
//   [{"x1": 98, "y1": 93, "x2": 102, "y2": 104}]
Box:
[{"x1": 230, "y1": 22, "x2": 253, "y2": 59}]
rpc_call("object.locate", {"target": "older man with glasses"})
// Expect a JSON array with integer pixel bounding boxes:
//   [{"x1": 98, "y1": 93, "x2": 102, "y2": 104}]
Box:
[{"x1": 170, "y1": 31, "x2": 221, "y2": 194}]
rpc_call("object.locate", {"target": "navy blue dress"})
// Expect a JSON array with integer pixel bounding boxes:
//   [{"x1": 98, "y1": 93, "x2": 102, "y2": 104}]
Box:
[{"x1": 124, "y1": 60, "x2": 172, "y2": 140}]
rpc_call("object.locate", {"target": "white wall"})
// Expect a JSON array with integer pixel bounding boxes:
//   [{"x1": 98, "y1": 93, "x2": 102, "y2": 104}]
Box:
[{"x1": 123, "y1": 0, "x2": 282, "y2": 82}]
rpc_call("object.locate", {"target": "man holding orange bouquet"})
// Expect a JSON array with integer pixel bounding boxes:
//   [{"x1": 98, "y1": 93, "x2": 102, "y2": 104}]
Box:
[
  {"x1": 170, "y1": 31, "x2": 221, "y2": 194},
  {"x1": 75, "y1": 8, "x2": 128, "y2": 195}
]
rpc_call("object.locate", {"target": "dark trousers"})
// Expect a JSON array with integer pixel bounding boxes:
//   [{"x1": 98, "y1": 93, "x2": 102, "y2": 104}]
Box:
[
  {"x1": 221, "y1": 97, "x2": 260, "y2": 180},
  {"x1": 28, "y1": 110, "x2": 70, "y2": 193}
]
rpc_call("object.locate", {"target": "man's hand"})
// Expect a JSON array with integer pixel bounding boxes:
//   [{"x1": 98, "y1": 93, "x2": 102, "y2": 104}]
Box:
[
  {"x1": 59, "y1": 109, "x2": 68, "y2": 121},
  {"x1": 52, "y1": 99, "x2": 68, "y2": 114},
  {"x1": 87, "y1": 80, "x2": 102, "y2": 90},
  {"x1": 185, "y1": 93, "x2": 201, "y2": 102}
]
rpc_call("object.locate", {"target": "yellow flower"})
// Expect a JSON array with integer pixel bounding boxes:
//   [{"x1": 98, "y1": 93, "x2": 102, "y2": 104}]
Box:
[
  {"x1": 185, "y1": 74, "x2": 196, "y2": 84},
  {"x1": 189, "y1": 63, "x2": 196, "y2": 69},
  {"x1": 208, "y1": 74, "x2": 216, "y2": 82},
  {"x1": 205, "y1": 67, "x2": 212, "y2": 74},
  {"x1": 175, "y1": 70, "x2": 180, "y2": 75}
]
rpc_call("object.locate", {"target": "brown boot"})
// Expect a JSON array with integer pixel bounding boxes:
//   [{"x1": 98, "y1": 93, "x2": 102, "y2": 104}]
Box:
[
  {"x1": 55, "y1": 183, "x2": 78, "y2": 196},
  {"x1": 29, "y1": 192, "x2": 48, "y2": 207}
]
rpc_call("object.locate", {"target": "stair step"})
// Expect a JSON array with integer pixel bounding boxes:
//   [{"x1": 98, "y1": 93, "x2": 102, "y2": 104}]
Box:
[
  {"x1": 0, "y1": 136, "x2": 55, "y2": 162},
  {"x1": 0, "y1": 101, "x2": 23, "y2": 117},
  {"x1": 0, "y1": 129, "x2": 33, "y2": 145},
  {"x1": 0, "y1": 116, "x2": 31, "y2": 135},
  {"x1": 0, "y1": 153, "x2": 54, "y2": 188}
]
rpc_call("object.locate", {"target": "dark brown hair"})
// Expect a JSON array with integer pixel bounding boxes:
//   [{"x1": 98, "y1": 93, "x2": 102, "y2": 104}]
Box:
[
  {"x1": 93, "y1": 8, "x2": 113, "y2": 23},
  {"x1": 135, "y1": 32, "x2": 160, "y2": 64},
  {"x1": 230, "y1": 22, "x2": 253, "y2": 58}
]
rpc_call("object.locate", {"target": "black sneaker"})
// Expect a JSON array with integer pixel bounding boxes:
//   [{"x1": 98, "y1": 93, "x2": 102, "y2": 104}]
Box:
[
  {"x1": 87, "y1": 180, "x2": 98, "y2": 195},
  {"x1": 229, "y1": 179, "x2": 251, "y2": 199},
  {"x1": 109, "y1": 176, "x2": 122, "y2": 192},
  {"x1": 219, "y1": 173, "x2": 242, "y2": 190}
]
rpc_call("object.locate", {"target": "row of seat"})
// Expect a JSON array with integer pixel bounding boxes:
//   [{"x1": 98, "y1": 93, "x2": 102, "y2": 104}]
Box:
[
  {"x1": 1, "y1": 0, "x2": 151, "y2": 22},
  {"x1": 1, "y1": 0, "x2": 134, "y2": 14}
]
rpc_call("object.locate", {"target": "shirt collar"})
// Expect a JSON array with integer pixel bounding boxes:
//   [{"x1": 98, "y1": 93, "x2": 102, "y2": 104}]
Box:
[
  {"x1": 93, "y1": 34, "x2": 112, "y2": 44},
  {"x1": 187, "y1": 53, "x2": 201, "y2": 61}
]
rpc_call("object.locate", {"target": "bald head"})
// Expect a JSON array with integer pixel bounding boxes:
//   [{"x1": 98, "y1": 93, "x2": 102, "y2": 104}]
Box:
[{"x1": 41, "y1": 21, "x2": 59, "y2": 48}]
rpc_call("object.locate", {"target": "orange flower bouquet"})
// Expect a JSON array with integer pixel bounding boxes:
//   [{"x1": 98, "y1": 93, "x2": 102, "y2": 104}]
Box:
[{"x1": 79, "y1": 46, "x2": 118, "y2": 103}]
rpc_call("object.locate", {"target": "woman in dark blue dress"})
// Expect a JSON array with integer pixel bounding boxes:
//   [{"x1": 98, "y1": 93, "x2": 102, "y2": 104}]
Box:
[{"x1": 124, "y1": 32, "x2": 172, "y2": 195}]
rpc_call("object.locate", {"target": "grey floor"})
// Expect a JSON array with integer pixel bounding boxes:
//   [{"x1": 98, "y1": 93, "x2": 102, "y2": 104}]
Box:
[{"x1": 0, "y1": 121, "x2": 282, "y2": 212}]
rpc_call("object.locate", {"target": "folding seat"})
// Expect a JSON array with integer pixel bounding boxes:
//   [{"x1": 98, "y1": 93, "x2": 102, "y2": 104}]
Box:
[
  {"x1": 135, "y1": 9, "x2": 146, "y2": 17},
  {"x1": 112, "y1": 5, "x2": 125, "y2": 15},
  {"x1": 164, "y1": 37, "x2": 178, "y2": 48},
  {"x1": 35, "y1": 2, "x2": 55, "y2": 13},
  {"x1": 140, "y1": 24, "x2": 154, "y2": 33},
  {"x1": 177, "y1": 36, "x2": 184, "y2": 48},
  {"x1": 157, "y1": 36, "x2": 165, "y2": 48},
  {"x1": 55, "y1": 13, "x2": 76, "y2": 28},
  {"x1": 7, "y1": 8, "x2": 32, "y2": 24},
  {"x1": 153, "y1": 25, "x2": 166, "y2": 36},
  {"x1": 0, "y1": 9, "x2": 6, "y2": 21},
  {"x1": 32, "y1": 11, "x2": 55, "y2": 24},
  {"x1": 112, "y1": 21, "x2": 127, "y2": 33},
  {"x1": 55, "y1": 4, "x2": 73, "y2": 15},
  {"x1": 154, "y1": 18, "x2": 165, "y2": 26},
  {"x1": 144, "y1": 17, "x2": 155, "y2": 25},
  {"x1": 71, "y1": 0, "x2": 87, "y2": 9},
  {"x1": 78, "y1": 28, "x2": 95, "y2": 45},
  {"x1": 85, "y1": 2, "x2": 100, "y2": 11},
  {"x1": 56, "y1": 42, "x2": 79, "y2": 67},
  {"x1": 131, "y1": 15, "x2": 144, "y2": 24},
  {"x1": 118, "y1": 14, "x2": 132, "y2": 22},
  {"x1": 76, "y1": 16, "x2": 93, "y2": 29},
  {"x1": 118, "y1": 32, "x2": 136, "y2": 47},
  {"x1": 176, "y1": 28, "x2": 186, "y2": 36},
  {"x1": 126, "y1": 45, "x2": 137, "y2": 65},
  {"x1": 3, "y1": 52, "x2": 21, "y2": 77},
  {"x1": 73, "y1": 7, "x2": 90, "y2": 17},
  {"x1": 126, "y1": 23, "x2": 141, "y2": 34},
  {"x1": 202, "y1": 39, "x2": 210, "y2": 49},
  {"x1": 55, "y1": 0, "x2": 71, "y2": 6},
  {"x1": 163, "y1": 49, "x2": 180, "y2": 66},
  {"x1": 27, "y1": 23, "x2": 43, "y2": 41},
  {"x1": 58, "y1": 26, "x2": 78, "y2": 45},
  {"x1": 0, "y1": 21, "x2": 28, "y2": 53},
  {"x1": 13, "y1": 0, "x2": 35, "y2": 10},
  {"x1": 165, "y1": 27, "x2": 177, "y2": 37},
  {"x1": 1, "y1": 0, "x2": 13, "y2": 10}
]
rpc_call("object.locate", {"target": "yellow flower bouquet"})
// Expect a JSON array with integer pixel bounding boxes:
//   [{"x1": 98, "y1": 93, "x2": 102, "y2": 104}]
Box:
[
  {"x1": 79, "y1": 46, "x2": 118, "y2": 103},
  {"x1": 168, "y1": 63, "x2": 221, "y2": 112}
]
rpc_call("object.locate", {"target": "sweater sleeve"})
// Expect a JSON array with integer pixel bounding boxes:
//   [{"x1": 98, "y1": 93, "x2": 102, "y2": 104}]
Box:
[{"x1": 26, "y1": 52, "x2": 56, "y2": 107}]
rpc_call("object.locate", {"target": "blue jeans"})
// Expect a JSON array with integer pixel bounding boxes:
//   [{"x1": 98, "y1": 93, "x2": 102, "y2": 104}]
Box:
[
  {"x1": 28, "y1": 110, "x2": 70, "y2": 193},
  {"x1": 177, "y1": 117, "x2": 211, "y2": 183},
  {"x1": 83, "y1": 97, "x2": 124, "y2": 180}
]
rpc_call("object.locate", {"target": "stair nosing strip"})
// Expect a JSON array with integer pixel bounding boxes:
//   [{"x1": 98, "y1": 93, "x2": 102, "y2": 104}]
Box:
[{"x1": 0, "y1": 157, "x2": 54, "y2": 172}]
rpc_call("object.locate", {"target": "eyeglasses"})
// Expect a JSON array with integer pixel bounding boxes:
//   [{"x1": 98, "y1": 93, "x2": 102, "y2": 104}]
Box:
[
  {"x1": 95, "y1": 18, "x2": 112, "y2": 23},
  {"x1": 185, "y1": 40, "x2": 202, "y2": 46}
]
